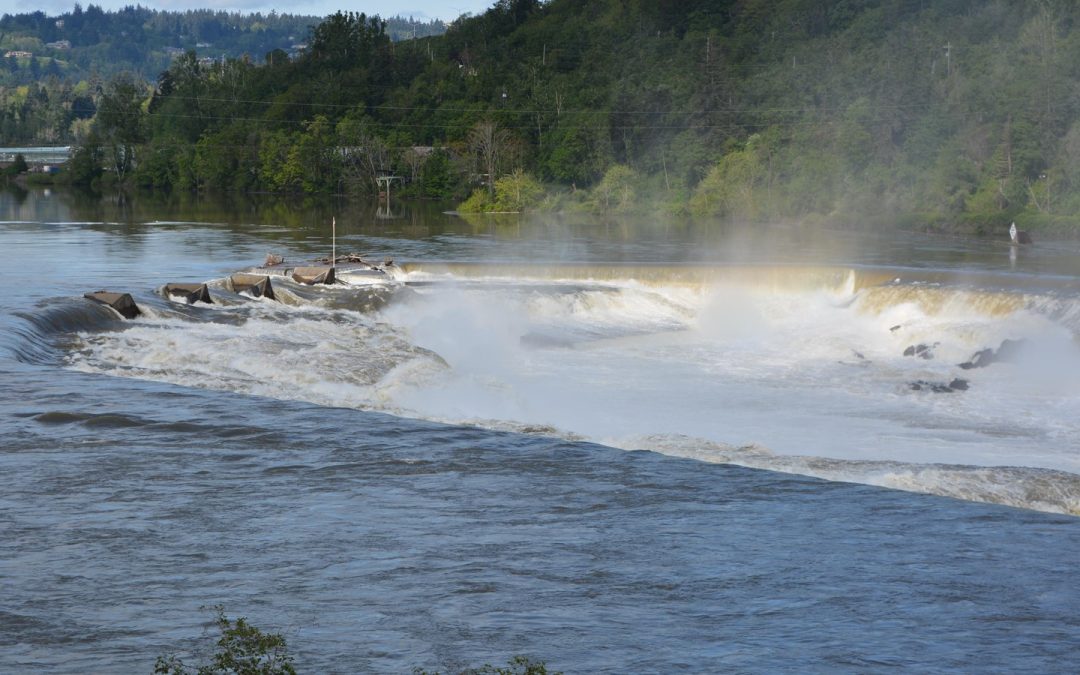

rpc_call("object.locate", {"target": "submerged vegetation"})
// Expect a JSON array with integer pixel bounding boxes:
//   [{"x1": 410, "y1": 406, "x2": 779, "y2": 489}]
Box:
[
  {"x1": 154, "y1": 609, "x2": 296, "y2": 675},
  {"x1": 154, "y1": 607, "x2": 556, "y2": 675},
  {"x1": 49, "y1": 0, "x2": 1080, "y2": 232}
]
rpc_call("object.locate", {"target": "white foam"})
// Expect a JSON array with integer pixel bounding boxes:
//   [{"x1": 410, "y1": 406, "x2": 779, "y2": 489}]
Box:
[{"x1": 66, "y1": 271, "x2": 1080, "y2": 512}]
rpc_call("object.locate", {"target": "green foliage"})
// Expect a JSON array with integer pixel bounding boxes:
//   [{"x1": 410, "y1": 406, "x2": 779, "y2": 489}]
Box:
[
  {"x1": 586, "y1": 164, "x2": 640, "y2": 213},
  {"x1": 95, "y1": 73, "x2": 149, "y2": 179},
  {"x1": 308, "y1": 12, "x2": 390, "y2": 70},
  {"x1": 415, "y1": 655, "x2": 559, "y2": 675},
  {"x1": 155, "y1": 609, "x2": 559, "y2": 675},
  {"x1": 4, "y1": 153, "x2": 29, "y2": 175},
  {"x1": 419, "y1": 149, "x2": 458, "y2": 200},
  {"x1": 458, "y1": 187, "x2": 495, "y2": 212},
  {"x1": 0, "y1": 7, "x2": 441, "y2": 92},
  {"x1": 153, "y1": 608, "x2": 295, "y2": 675},
  {"x1": 459, "y1": 170, "x2": 544, "y2": 211},
  {"x1": 67, "y1": 132, "x2": 105, "y2": 187},
  {"x1": 493, "y1": 170, "x2": 544, "y2": 211},
  {"x1": 539, "y1": 119, "x2": 610, "y2": 186},
  {"x1": 42, "y1": 0, "x2": 1080, "y2": 230},
  {"x1": 690, "y1": 138, "x2": 769, "y2": 220}
]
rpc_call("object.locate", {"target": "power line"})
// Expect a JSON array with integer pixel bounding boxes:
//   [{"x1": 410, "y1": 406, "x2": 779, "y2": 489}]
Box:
[{"x1": 150, "y1": 92, "x2": 961, "y2": 117}]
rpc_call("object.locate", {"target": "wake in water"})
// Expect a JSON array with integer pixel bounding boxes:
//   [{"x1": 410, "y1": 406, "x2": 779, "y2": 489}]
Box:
[{"x1": 39, "y1": 264, "x2": 1080, "y2": 514}]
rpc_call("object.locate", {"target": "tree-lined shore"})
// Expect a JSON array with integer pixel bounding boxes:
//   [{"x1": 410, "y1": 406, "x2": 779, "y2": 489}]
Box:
[{"x1": 41, "y1": 1, "x2": 1080, "y2": 231}]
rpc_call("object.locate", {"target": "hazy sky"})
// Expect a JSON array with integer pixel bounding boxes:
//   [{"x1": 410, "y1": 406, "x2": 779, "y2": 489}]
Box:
[{"x1": 0, "y1": 0, "x2": 496, "y2": 22}]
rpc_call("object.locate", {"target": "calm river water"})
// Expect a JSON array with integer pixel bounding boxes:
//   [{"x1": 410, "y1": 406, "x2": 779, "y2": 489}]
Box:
[{"x1": 2, "y1": 186, "x2": 1079, "y2": 672}]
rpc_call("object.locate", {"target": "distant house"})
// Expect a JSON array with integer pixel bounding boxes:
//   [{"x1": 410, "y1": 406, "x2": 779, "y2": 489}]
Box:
[
  {"x1": 4, "y1": 51, "x2": 33, "y2": 59},
  {"x1": 164, "y1": 47, "x2": 185, "y2": 57},
  {"x1": 46, "y1": 40, "x2": 71, "y2": 50},
  {"x1": 55, "y1": 19, "x2": 65, "y2": 29}
]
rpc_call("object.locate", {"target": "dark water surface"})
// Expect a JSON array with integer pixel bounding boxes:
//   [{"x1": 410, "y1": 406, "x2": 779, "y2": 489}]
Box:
[{"x1": 2, "y1": 188, "x2": 1079, "y2": 673}]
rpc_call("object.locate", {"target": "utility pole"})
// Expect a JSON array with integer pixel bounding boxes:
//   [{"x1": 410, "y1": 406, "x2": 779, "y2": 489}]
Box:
[{"x1": 944, "y1": 41, "x2": 952, "y2": 77}]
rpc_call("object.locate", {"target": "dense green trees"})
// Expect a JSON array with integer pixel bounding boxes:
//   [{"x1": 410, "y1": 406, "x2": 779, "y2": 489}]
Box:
[
  {"x1": 0, "y1": 6, "x2": 442, "y2": 88},
  {"x1": 0, "y1": 7, "x2": 445, "y2": 147},
  {"x1": 58, "y1": 0, "x2": 1080, "y2": 229}
]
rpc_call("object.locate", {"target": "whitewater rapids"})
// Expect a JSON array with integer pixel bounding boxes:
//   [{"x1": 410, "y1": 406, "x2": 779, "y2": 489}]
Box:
[{"x1": 60, "y1": 263, "x2": 1080, "y2": 515}]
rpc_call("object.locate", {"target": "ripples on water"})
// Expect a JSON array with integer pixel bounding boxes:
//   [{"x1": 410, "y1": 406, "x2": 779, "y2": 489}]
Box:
[
  {"x1": 2, "y1": 194, "x2": 1080, "y2": 672},
  {"x1": 5, "y1": 377, "x2": 1079, "y2": 673}
]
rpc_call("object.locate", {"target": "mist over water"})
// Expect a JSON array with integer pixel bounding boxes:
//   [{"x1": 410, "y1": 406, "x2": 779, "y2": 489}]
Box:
[
  {"x1": 57, "y1": 257, "x2": 1080, "y2": 513},
  {"x1": 4, "y1": 189, "x2": 1080, "y2": 671}
]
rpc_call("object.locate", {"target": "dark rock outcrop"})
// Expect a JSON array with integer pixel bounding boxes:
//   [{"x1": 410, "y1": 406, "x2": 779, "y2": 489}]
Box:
[
  {"x1": 959, "y1": 338, "x2": 1026, "y2": 370},
  {"x1": 903, "y1": 342, "x2": 938, "y2": 359},
  {"x1": 909, "y1": 378, "x2": 969, "y2": 393}
]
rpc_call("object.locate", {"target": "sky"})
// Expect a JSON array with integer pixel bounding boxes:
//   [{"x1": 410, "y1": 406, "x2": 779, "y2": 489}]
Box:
[{"x1": 0, "y1": 0, "x2": 496, "y2": 22}]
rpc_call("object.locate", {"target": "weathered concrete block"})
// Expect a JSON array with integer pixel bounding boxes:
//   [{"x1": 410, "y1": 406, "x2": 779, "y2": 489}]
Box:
[
  {"x1": 84, "y1": 291, "x2": 141, "y2": 319},
  {"x1": 162, "y1": 283, "x2": 212, "y2": 304},
  {"x1": 291, "y1": 266, "x2": 336, "y2": 285},
  {"x1": 229, "y1": 274, "x2": 275, "y2": 300}
]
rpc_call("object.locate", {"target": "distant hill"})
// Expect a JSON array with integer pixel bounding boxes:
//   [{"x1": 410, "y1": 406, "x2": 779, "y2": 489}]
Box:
[
  {"x1": 0, "y1": 6, "x2": 444, "y2": 147},
  {"x1": 0, "y1": 6, "x2": 445, "y2": 86}
]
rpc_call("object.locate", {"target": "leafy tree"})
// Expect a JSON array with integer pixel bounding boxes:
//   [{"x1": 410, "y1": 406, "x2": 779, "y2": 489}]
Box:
[
  {"x1": 307, "y1": 11, "x2": 390, "y2": 71},
  {"x1": 493, "y1": 169, "x2": 544, "y2": 211},
  {"x1": 419, "y1": 148, "x2": 458, "y2": 199},
  {"x1": 337, "y1": 116, "x2": 391, "y2": 195},
  {"x1": 690, "y1": 145, "x2": 767, "y2": 221},
  {"x1": 257, "y1": 130, "x2": 296, "y2": 192},
  {"x1": 459, "y1": 187, "x2": 495, "y2": 212},
  {"x1": 469, "y1": 120, "x2": 514, "y2": 195},
  {"x1": 5, "y1": 153, "x2": 29, "y2": 175},
  {"x1": 94, "y1": 72, "x2": 148, "y2": 179},
  {"x1": 153, "y1": 608, "x2": 295, "y2": 675},
  {"x1": 587, "y1": 164, "x2": 639, "y2": 213},
  {"x1": 540, "y1": 119, "x2": 610, "y2": 186},
  {"x1": 71, "y1": 94, "x2": 97, "y2": 119},
  {"x1": 282, "y1": 115, "x2": 340, "y2": 193},
  {"x1": 67, "y1": 130, "x2": 105, "y2": 186}
]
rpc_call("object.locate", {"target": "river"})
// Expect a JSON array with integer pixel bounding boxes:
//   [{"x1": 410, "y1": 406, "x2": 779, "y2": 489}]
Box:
[{"x1": 2, "y1": 186, "x2": 1079, "y2": 672}]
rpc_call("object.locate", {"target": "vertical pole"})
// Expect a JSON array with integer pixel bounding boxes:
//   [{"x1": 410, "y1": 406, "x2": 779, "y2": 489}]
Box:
[{"x1": 332, "y1": 217, "x2": 336, "y2": 269}]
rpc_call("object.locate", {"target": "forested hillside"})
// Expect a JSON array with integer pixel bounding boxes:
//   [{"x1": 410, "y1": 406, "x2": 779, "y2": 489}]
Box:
[
  {"x1": 72, "y1": 0, "x2": 1080, "y2": 230},
  {"x1": 0, "y1": 6, "x2": 444, "y2": 144}
]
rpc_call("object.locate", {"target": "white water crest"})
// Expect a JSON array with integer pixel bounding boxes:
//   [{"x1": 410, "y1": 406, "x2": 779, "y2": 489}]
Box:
[{"x1": 66, "y1": 264, "x2": 1080, "y2": 514}]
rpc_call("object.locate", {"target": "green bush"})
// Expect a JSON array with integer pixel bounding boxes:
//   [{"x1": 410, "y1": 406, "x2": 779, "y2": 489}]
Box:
[
  {"x1": 4, "y1": 153, "x2": 29, "y2": 175},
  {"x1": 415, "y1": 655, "x2": 560, "y2": 675},
  {"x1": 154, "y1": 608, "x2": 295, "y2": 675}
]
